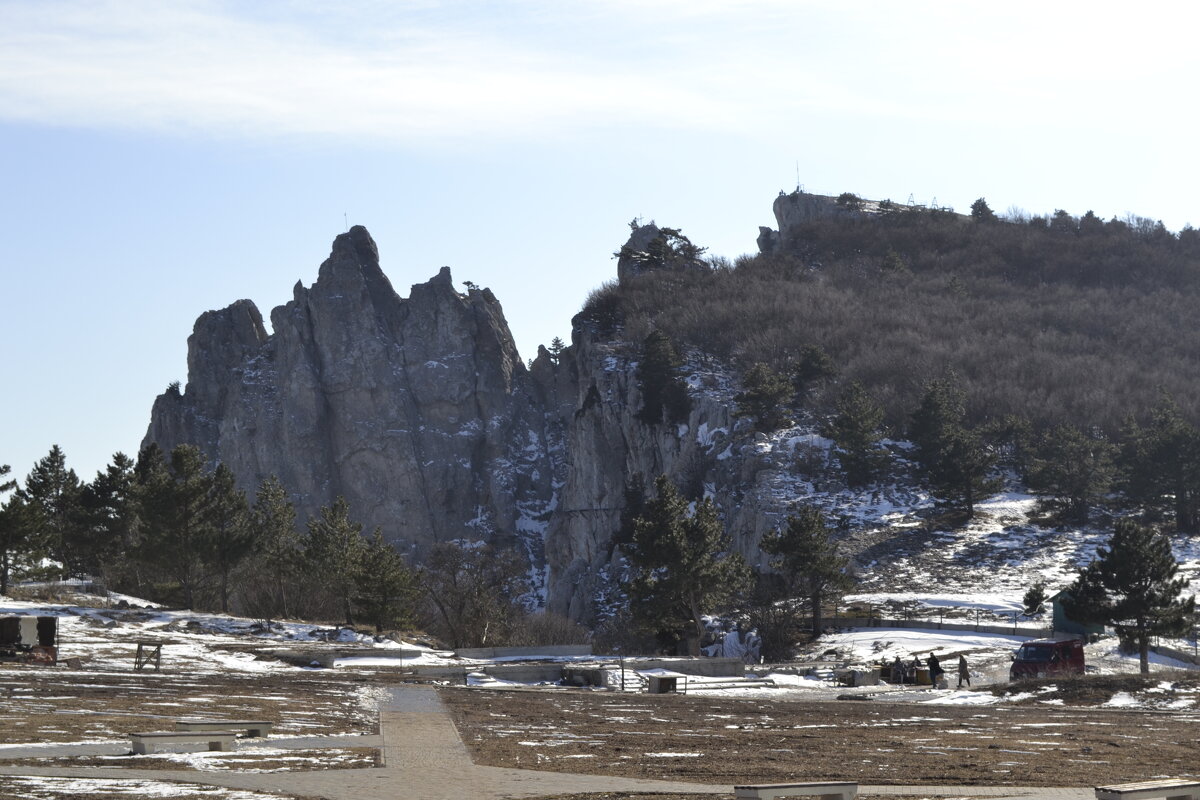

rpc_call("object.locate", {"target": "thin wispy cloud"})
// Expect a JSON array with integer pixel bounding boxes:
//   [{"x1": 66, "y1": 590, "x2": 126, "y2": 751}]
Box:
[
  {"x1": 0, "y1": 0, "x2": 747, "y2": 144},
  {"x1": 4, "y1": 1, "x2": 1196, "y2": 148}
]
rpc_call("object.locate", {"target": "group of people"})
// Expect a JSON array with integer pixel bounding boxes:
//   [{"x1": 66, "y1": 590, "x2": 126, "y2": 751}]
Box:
[{"x1": 889, "y1": 652, "x2": 971, "y2": 688}]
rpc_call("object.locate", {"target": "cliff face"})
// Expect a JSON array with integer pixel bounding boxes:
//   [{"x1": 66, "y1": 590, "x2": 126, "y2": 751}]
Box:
[
  {"x1": 146, "y1": 224, "x2": 806, "y2": 620},
  {"x1": 145, "y1": 227, "x2": 564, "y2": 592}
]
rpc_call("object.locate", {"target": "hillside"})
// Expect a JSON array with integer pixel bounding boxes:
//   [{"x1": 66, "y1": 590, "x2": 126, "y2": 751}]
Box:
[
  {"x1": 133, "y1": 193, "x2": 1200, "y2": 631},
  {"x1": 593, "y1": 190, "x2": 1200, "y2": 435}
]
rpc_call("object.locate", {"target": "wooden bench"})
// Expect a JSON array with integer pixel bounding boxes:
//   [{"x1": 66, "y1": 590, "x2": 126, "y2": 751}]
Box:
[
  {"x1": 130, "y1": 730, "x2": 238, "y2": 754},
  {"x1": 176, "y1": 719, "x2": 273, "y2": 738},
  {"x1": 735, "y1": 782, "x2": 858, "y2": 800},
  {"x1": 1095, "y1": 779, "x2": 1200, "y2": 800}
]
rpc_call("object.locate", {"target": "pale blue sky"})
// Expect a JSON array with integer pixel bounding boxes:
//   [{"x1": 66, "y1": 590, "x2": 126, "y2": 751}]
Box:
[{"x1": 3, "y1": 0, "x2": 1199, "y2": 483}]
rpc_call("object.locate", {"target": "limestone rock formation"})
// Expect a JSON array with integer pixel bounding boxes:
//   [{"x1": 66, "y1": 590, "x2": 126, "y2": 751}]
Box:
[
  {"x1": 145, "y1": 227, "x2": 563, "y2": 594},
  {"x1": 147, "y1": 223, "x2": 813, "y2": 622},
  {"x1": 616, "y1": 223, "x2": 708, "y2": 285},
  {"x1": 758, "y1": 190, "x2": 861, "y2": 253}
]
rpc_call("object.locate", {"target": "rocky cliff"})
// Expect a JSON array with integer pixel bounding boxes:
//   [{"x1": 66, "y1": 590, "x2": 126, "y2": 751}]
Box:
[
  {"x1": 145, "y1": 226, "x2": 566, "y2": 597},
  {"x1": 146, "y1": 224, "x2": 823, "y2": 621}
]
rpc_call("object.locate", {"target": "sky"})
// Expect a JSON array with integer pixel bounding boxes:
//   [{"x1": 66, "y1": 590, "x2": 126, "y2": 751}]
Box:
[{"x1": 3, "y1": 0, "x2": 1200, "y2": 483}]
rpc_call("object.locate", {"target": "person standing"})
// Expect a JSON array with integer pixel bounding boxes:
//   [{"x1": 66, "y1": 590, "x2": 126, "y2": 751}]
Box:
[
  {"x1": 957, "y1": 654, "x2": 971, "y2": 688},
  {"x1": 891, "y1": 655, "x2": 907, "y2": 684},
  {"x1": 927, "y1": 652, "x2": 944, "y2": 688}
]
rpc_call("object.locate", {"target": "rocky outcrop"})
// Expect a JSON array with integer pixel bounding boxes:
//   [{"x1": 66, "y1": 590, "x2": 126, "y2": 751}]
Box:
[
  {"x1": 146, "y1": 223, "x2": 823, "y2": 621},
  {"x1": 145, "y1": 227, "x2": 564, "y2": 592},
  {"x1": 616, "y1": 223, "x2": 709, "y2": 285},
  {"x1": 758, "y1": 190, "x2": 863, "y2": 253}
]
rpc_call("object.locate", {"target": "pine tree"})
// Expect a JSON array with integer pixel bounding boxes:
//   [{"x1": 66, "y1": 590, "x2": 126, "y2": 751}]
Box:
[
  {"x1": 792, "y1": 344, "x2": 838, "y2": 399},
  {"x1": 0, "y1": 463, "x2": 14, "y2": 497},
  {"x1": 1061, "y1": 519, "x2": 1195, "y2": 674},
  {"x1": 303, "y1": 497, "x2": 367, "y2": 626},
  {"x1": 547, "y1": 336, "x2": 567, "y2": 365},
  {"x1": 910, "y1": 376, "x2": 998, "y2": 518},
  {"x1": 636, "y1": 331, "x2": 691, "y2": 426},
  {"x1": 76, "y1": 453, "x2": 137, "y2": 582},
  {"x1": 137, "y1": 444, "x2": 212, "y2": 608},
  {"x1": 970, "y1": 197, "x2": 997, "y2": 223},
  {"x1": 824, "y1": 381, "x2": 889, "y2": 488},
  {"x1": 249, "y1": 475, "x2": 300, "y2": 619},
  {"x1": 354, "y1": 529, "x2": 420, "y2": 632},
  {"x1": 204, "y1": 463, "x2": 252, "y2": 614},
  {"x1": 734, "y1": 363, "x2": 793, "y2": 432},
  {"x1": 20, "y1": 445, "x2": 83, "y2": 577},
  {"x1": 0, "y1": 495, "x2": 41, "y2": 595},
  {"x1": 1118, "y1": 395, "x2": 1200, "y2": 533},
  {"x1": 624, "y1": 475, "x2": 750, "y2": 653},
  {"x1": 759, "y1": 505, "x2": 856, "y2": 635},
  {"x1": 1026, "y1": 425, "x2": 1115, "y2": 523},
  {"x1": 1022, "y1": 583, "x2": 1046, "y2": 616}
]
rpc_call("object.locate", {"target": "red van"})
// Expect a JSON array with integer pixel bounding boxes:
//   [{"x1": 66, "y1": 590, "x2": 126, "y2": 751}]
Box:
[{"x1": 1009, "y1": 638, "x2": 1085, "y2": 680}]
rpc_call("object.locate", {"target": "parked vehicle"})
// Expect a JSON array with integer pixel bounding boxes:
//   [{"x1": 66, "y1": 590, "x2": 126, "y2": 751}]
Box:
[{"x1": 1009, "y1": 637, "x2": 1085, "y2": 680}]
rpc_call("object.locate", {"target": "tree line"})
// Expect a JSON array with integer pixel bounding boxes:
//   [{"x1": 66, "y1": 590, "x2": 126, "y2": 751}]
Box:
[
  {"x1": 0, "y1": 444, "x2": 585, "y2": 648},
  {"x1": 614, "y1": 471, "x2": 1196, "y2": 669},
  {"x1": 582, "y1": 199, "x2": 1200, "y2": 443}
]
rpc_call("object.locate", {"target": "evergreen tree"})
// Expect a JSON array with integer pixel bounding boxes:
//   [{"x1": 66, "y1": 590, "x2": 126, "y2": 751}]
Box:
[
  {"x1": 204, "y1": 463, "x2": 252, "y2": 614},
  {"x1": 0, "y1": 463, "x2": 14, "y2": 497},
  {"x1": 970, "y1": 197, "x2": 997, "y2": 223},
  {"x1": 303, "y1": 497, "x2": 367, "y2": 625},
  {"x1": 138, "y1": 444, "x2": 212, "y2": 608},
  {"x1": 734, "y1": 363, "x2": 793, "y2": 432},
  {"x1": 1022, "y1": 583, "x2": 1046, "y2": 616},
  {"x1": 823, "y1": 381, "x2": 889, "y2": 487},
  {"x1": 76, "y1": 453, "x2": 137, "y2": 583},
  {"x1": 420, "y1": 540, "x2": 527, "y2": 648},
  {"x1": 0, "y1": 495, "x2": 41, "y2": 595},
  {"x1": 792, "y1": 344, "x2": 838, "y2": 399},
  {"x1": 20, "y1": 445, "x2": 83, "y2": 577},
  {"x1": 759, "y1": 505, "x2": 856, "y2": 635},
  {"x1": 624, "y1": 475, "x2": 750, "y2": 653},
  {"x1": 547, "y1": 336, "x2": 567, "y2": 365},
  {"x1": 835, "y1": 192, "x2": 864, "y2": 211},
  {"x1": 1061, "y1": 519, "x2": 1194, "y2": 674},
  {"x1": 617, "y1": 226, "x2": 706, "y2": 271},
  {"x1": 636, "y1": 330, "x2": 691, "y2": 426},
  {"x1": 1119, "y1": 395, "x2": 1200, "y2": 533},
  {"x1": 354, "y1": 529, "x2": 420, "y2": 632},
  {"x1": 249, "y1": 475, "x2": 300, "y2": 619},
  {"x1": 610, "y1": 474, "x2": 646, "y2": 552},
  {"x1": 1026, "y1": 425, "x2": 1115, "y2": 523},
  {"x1": 909, "y1": 376, "x2": 998, "y2": 518}
]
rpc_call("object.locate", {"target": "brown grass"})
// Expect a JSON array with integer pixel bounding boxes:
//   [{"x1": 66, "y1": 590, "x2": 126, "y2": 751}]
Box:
[{"x1": 441, "y1": 687, "x2": 1200, "y2": 787}]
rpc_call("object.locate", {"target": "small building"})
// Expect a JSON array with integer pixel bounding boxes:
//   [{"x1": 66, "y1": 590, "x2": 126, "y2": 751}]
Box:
[{"x1": 1048, "y1": 590, "x2": 1105, "y2": 638}]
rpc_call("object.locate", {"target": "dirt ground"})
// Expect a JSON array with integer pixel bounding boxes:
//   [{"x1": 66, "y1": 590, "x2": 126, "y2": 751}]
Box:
[
  {"x1": 0, "y1": 663, "x2": 388, "y2": 745},
  {"x1": 5, "y1": 659, "x2": 1200, "y2": 797},
  {"x1": 439, "y1": 687, "x2": 1200, "y2": 787}
]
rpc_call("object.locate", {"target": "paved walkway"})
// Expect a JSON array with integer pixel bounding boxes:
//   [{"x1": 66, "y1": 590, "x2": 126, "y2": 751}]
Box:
[{"x1": 0, "y1": 685, "x2": 1095, "y2": 799}]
